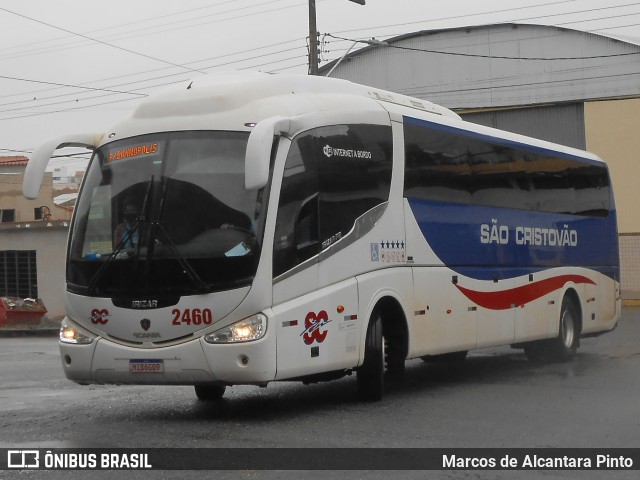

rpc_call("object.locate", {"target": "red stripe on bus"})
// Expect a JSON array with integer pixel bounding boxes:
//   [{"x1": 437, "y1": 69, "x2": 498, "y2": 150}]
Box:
[{"x1": 455, "y1": 275, "x2": 595, "y2": 311}]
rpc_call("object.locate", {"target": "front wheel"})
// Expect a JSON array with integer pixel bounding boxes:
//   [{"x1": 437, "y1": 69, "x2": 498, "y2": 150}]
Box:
[{"x1": 357, "y1": 309, "x2": 384, "y2": 401}]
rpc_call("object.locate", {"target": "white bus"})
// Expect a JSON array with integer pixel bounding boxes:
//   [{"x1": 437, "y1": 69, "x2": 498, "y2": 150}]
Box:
[{"x1": 25, "y1": 72, "x2": 620, "y2": 401}]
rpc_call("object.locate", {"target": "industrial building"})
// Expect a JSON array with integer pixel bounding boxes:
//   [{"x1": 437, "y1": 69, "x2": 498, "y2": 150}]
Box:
[{"x1": 321, "y1": 23, "x2": 640, "y2": 299}]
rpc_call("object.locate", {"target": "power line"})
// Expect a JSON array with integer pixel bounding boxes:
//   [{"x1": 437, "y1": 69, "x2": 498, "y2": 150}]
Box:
[
  {"x1": 506, "y1": 1, "x2": 640, "y2": 27},
  {"x1": 322, "y1": 2, "x2": 640, "y2": 61},
  {"x1": 0, "y1": 47, "x2": 309, "y2": 122},
  {"x1": 0, "y1": 0, "x2": 286, "y2": 57},
  {"x1": 0, "y1": 35, "x2": 306, "y2": 105},
  {"x1": 0, "y1": 95, "x2": 141, "y2": 122},
  {"x1": 339, "y1": 12, "x2": 640, "y2": 56},
  {"x1": 95, "y1": 0, "x2": 306, "y2": 45},
  {"x1": 591, "y1": 20, "x2": 640, "y2": 32},
  {"x1": 0, "y1": 7, "x2": 206, "y2": 74},
  {"x1": 325, "y1": 33, "x2": 640, "y2": 61},
  {"x1": 0, "y1": 74, "x2": 148, "y2": 98},
  {"x1": 330, "y1": 0, "x2": 582, "y2": 36},
  {"x1": 0, "y1": 0, "x2": 307, "y2": 64},
  {"x1": 87, "y1": 0, "x2": 244, "y2": 35},
  {"x1": 4, "y1": 1, "x2": 640, "y2": 150},
  {"x1": 317, "y1": 6, "x2": 640, "y2": 74},
  {"x1": 6, "y1": 1, "x2": 623, "y2": 111},
  {"x1": 0, "y1": 43, "x2": 307, "y2": 114},
  {"x1": 0, "y1": 28, "x2": 308, "y2": 106}
]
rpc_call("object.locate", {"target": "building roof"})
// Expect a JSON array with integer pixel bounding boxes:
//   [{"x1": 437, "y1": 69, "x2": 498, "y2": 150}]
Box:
[
  {"x1": 320, "y1": 23, "x2": 640, "y2": 110},
  {"x1": 0, "y1": 156, "x2": 28, "y2": 166}
]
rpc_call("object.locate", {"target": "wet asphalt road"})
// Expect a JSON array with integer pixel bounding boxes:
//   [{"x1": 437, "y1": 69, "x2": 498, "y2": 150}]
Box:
[{"x1": 1, "y1": 308, "x2": 639, "y2": 480}]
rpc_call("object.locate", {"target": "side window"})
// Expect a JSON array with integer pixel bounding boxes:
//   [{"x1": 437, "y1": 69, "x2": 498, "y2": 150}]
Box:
[
  {"x1": 467, "y1": 142, "x2": 532, "y2": 210},
  {"x1": 317, "y1": 124, "x2": 392, "y2": 249},
  {"x1": 404, "y1": 121, "x2": 610, "y2": 217},
  {"x1": 273, "y1": 139, "x2": 319, "y2": 277},
  {"x1": 527, "y1": 158, "x2": 610, "y2": 217},
  {"x1": 404, "y1": 124, "x2": 471, "y2": 204},
  {"x1": 274, "y1": 124, "x2": 393, "y2": 277}
]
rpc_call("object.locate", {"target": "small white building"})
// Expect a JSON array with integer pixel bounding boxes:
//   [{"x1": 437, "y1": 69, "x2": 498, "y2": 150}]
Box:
[{"x1": 0, "y1": 156, "x2": 71, "y2": 319}]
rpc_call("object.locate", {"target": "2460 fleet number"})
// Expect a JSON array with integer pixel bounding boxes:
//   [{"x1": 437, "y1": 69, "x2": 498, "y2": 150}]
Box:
[{"x1": 171, "y1": 308, "x2": 213, "y2": 326}]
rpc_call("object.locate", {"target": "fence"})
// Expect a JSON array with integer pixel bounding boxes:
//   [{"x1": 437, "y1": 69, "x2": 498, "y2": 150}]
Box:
[{"x1": 619, "y1": 233, "x2": 640, "y2": 299}]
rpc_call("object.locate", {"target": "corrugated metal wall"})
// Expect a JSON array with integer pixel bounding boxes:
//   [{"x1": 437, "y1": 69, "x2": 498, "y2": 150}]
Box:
[{"x1": 461, "y1": 103, "x2": 586, "y2": 149}]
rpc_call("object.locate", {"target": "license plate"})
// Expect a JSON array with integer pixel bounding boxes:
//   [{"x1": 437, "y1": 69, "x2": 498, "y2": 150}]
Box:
[{"x1": 129, "y1": 359, "x2": 164, "y2": 373}]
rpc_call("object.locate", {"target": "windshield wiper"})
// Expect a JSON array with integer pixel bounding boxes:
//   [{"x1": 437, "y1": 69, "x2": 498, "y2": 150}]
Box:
[
  {"x1": 150, "y1": 174, "x2": 211, "y2": 293},
  {"x1": 87, "y1": 177, "x2": 154, "y2": 295},
  {"x1": 152, "y1": 222, "x2": 211, "y2": 293}
]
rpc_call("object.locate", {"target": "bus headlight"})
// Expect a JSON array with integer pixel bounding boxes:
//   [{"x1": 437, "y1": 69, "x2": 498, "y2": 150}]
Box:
[
  {"x1": 60, "y1": 318, "x2": 95, "y2": 345},
  {"x1": 204, "y1": 314, "x2": 267, "y2": 344}
]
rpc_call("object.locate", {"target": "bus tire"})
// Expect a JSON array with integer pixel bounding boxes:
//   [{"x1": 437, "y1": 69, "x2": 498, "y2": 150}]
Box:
[
  {"x1": 524, "y1": 296, "x2": 580, "y2": 363},
  {"x1": 194, "y1": 385, "x2": 226, "y2": 401},
  {"x1": 548, "y1": 296, "x2": 580, "y2": 362},
  {"x1": 357, "y1": 309, "x2": 384, "y2": 401},
  {"x1": 385, "y1": 335, "x2": 406, "y2": 382}
]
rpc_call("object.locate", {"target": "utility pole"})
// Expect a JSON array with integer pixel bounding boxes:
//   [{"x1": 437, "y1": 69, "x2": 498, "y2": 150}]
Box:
[
  {"x1": 308, "y1": 0, "x2": 366, "y2": 76},
  {"x1": 308, "y1": 0, "x2": 319, "y2": 75}
]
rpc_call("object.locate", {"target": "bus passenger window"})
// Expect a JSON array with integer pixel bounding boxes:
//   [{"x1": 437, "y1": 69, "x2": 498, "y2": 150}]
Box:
[
  {"x1": 317, "y1": 125, "x2": 392, "y2": 249},
  {"x1": 273, "y1": 140, "x2": 319, "y2": 277},
  {"x1": 273, "y1": 124, "x2": 392, "y2": 278}
]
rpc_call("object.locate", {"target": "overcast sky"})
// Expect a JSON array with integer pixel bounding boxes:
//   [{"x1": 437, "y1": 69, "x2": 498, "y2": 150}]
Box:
[{"x1": 2, "y1": 0, "x2": 640, "y2": 171}]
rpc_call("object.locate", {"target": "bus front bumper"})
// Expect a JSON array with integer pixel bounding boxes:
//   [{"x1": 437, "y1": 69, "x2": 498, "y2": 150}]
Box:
[{"x1": 59, "y1": 330, "x2": 277, "y2": 387}]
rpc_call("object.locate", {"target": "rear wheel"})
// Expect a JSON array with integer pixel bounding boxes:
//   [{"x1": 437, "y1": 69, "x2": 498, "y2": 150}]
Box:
[
  {"x1": 524, "y1": 296, "x2": 580, "y2": 363},
  {"x1": 357, "y1": 309, "x2": 384, "y2": 401},
  {"x1": 549, "y1": 296, "x2": 580, "y2": 361},
  {"x1": 194, "y1": 385, "x2": 226, "y2": 401}
]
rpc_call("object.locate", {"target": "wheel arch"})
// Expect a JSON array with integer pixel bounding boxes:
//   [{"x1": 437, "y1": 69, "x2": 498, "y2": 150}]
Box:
[
  {"x1": 360, "y1": 293, "x2": 410, "y2": 368},
  {"x1": 523, "y1": 285, "x2": 583, "y2": 363}
]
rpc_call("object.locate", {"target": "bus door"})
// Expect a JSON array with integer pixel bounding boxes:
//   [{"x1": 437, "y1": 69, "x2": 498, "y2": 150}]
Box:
[
  {"x1": 272, "y1": 121, "x2": 394, "y2": 379},
  {"x1": 273, "y1": 274, "x2": 359, "y2": 380}
]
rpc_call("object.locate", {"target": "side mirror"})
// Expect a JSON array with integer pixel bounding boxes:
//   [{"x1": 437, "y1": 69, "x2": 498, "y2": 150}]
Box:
[
  {"x1": 245, "y1": 117, "x2": 290, "y2": 190},
  {"x1": 23, "y1": 133, "x2": 103, "y2": 199}
]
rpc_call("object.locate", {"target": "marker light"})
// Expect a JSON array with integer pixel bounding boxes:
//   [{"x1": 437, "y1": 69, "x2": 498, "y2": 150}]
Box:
[
  {"x1": 205, "y1": 314, "x2": 267, "y2": 344},
  {"x1": 59, "y1": 318, "x2": 95, "y2": 345}
]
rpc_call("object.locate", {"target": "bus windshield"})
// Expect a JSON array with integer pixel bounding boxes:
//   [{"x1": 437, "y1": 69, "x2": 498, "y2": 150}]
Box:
[{"x1": 67, "y1": 131, "x2": 267, "y2": 296}]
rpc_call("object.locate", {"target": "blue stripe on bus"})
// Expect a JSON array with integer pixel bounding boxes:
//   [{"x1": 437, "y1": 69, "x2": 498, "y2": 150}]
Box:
[{"x1": 407, "y1": 198, "x2": 619, "y2": 281}]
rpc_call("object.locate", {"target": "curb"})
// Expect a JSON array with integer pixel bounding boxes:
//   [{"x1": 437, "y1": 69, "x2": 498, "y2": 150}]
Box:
[{"x1": 622, "y1": 300, "x2": 640, "y2": 307}]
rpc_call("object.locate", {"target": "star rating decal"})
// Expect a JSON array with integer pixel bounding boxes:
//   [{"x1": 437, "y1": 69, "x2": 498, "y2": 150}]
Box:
[{"x1": 380, "y1": 240, "x2": 405, "y2": 249}]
